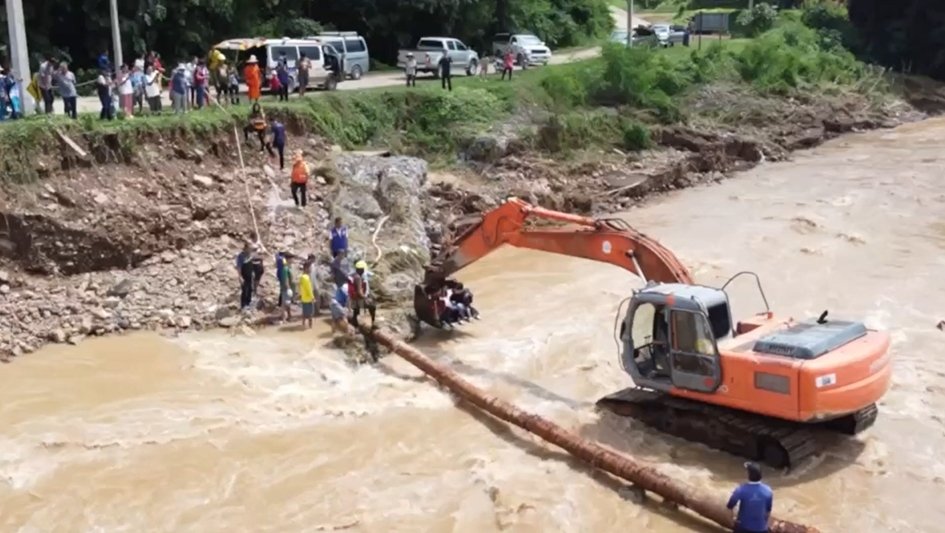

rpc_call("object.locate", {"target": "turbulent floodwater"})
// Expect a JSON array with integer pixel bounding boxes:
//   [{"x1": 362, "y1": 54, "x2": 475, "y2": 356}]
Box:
[{"x1": 2, "y1": 118, "x2": 944, "y2": 533}]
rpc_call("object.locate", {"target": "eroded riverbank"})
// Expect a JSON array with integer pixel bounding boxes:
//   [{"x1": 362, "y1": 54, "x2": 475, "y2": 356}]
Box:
[{"x1": 0, "y1": 117, "x2": 943, "y2": 532}]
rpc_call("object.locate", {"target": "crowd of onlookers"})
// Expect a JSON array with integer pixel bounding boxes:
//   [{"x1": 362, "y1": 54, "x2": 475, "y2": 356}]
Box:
[
  {"x1": 0, "y1": 45, "x2": 344, "y2": 122},
  {"x1": 1, "y1": 42, "x2": 520, "y2": 121}
]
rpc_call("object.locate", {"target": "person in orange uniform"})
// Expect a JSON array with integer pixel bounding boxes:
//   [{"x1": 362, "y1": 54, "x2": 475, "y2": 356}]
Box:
[
  {"x1": 243, "y1": 54, "x2": 261, "y2": 103},
  {"x1": 290, "y1": 150, "x2": 310, "y2": 208}
]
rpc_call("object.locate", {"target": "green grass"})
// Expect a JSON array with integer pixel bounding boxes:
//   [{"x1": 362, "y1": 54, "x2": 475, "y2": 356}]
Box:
[{"x1": 0, "y1": 17, "x2": 888, "y2": 183}]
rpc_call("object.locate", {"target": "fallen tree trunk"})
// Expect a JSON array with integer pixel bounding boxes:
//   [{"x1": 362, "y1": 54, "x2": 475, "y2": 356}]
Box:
[{"x1": 363, "y1": 326, "x2": 818, "y2": 533}]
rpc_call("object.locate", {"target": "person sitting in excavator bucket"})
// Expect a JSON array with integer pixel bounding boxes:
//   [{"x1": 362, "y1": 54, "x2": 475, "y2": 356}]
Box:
[
  {"x1": 445, "y1": 279, "x2": 479, "y2": 321},
  {"x1": 432, "y1": 286, "x2": 460, "y2": 328}
]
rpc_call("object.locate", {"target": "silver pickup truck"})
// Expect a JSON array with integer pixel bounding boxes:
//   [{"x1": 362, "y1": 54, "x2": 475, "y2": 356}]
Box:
[
  {"x1": 492, "y1": 33, "x2": 552, "y2": 66},
  {"x1": 397, "y1": 37, "x2": 480, "y2": 77}
]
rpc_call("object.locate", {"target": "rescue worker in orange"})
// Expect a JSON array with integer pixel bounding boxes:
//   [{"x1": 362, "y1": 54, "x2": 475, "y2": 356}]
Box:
[
  {"x1": 243, "y1": 54, "x2": 262, "y2": 103},
  {"x1": 290, "y1": 150, "x2": 310, "y2": 207}
]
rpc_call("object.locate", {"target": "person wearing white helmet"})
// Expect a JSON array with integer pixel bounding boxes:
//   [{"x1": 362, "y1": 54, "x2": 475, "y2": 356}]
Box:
[
  {"x1": 404, "y1": 52, "x2": 417, "y2": 87},
  {"x1": 348, "y1": 259, "x2": 376, "y2": 328}
]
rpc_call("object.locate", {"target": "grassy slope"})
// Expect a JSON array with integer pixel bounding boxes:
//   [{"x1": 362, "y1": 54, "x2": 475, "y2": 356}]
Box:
[{"x1": 0, "y1": 16, "x2": 893, "y2": 184}]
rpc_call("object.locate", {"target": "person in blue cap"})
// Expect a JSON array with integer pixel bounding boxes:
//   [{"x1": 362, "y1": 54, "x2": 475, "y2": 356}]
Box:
[{"x1": 727, "y1": 461, "x2": 773, "y2": 533}]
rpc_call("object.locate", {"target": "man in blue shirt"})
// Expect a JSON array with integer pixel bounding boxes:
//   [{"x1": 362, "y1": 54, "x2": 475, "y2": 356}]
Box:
[
  {"x1": 170, "y1": 66, "x2": 188, "y2": 114},
  {"x1": 97, "y1": 50, "x2": 111, "y2": 74},
  {"x1": 727, "y1": 462, "x2": 773, "y2": 533},
  {"x1": 330, "y1": 281, "x2": 349, "y2": 333},
  {"x1": 330, "y1": 217, "x2": 348, "y2": 258},
  {"x1": 268, "y1": 118, "x2": 287, "y2": 169}
]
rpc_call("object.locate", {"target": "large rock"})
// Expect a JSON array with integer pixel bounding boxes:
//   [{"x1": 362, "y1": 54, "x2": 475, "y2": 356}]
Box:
[
  {"x1": 192, "y1": 174, "x2": 215, "y2": 189},
  {"x1": 331, "y1": 155, "x2": 431, "y2": 303}
]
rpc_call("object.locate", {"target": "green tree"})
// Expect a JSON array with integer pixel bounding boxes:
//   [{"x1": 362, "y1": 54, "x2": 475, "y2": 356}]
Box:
[{"x1": 0, "y1": 0, "x2": 611, "y2": 70}]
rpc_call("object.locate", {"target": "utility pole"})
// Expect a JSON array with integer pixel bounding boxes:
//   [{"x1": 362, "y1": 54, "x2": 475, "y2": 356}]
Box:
[
  {"x1": 109, "y1": 0, "x2": 123, "y2": 68},
  {"x1": 5, "y1": 0, "x2": 33, "y2": 115},
  {"x1": 626, "y1": 0, "x2": 635, "y2": 48}
]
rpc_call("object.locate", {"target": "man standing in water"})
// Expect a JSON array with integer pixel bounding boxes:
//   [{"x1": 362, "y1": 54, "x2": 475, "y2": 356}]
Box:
[
  {"x1": 237, "y1": 243, "x2": 256, "y2": 310},
  {"x1": 726, "y1": 462, "x2": 773, "y2": 533},
  {"x1": 348, "y1": 260, "x2": 376, "y2": 329},
  {"x1": 298, "y1": 260, "x2": 316, "y2": 329},
  {"x1": 278, "y1": 253, "x2": 294, "y2": 321}
]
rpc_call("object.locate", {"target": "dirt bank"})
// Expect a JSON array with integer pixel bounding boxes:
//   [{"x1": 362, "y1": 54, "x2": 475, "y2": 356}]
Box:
[{"x1": 0, "y1": 79, "x2": 940, "y2": 359}]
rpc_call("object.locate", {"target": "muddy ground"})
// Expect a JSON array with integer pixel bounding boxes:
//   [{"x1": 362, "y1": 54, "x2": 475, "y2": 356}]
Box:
[{"x1": 0, "y1": 80, "x2": 941, "y2": 359}]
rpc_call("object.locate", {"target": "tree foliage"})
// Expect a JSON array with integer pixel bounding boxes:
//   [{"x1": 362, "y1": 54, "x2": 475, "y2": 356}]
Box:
[
  {"x1": 0, "y1": 0, "x2": 612, "y2": 70},
  {"x1": 847, "y1": 0, "x2": 945, "y2": 80}
]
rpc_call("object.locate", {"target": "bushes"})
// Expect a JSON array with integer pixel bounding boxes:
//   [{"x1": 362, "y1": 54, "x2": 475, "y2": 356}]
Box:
[
  {"x1": 734, "y1": 22, "x2": 866, "y2": 92},
  {"x1": 620, "y1": 120, "x2": 651, "y2": 151},
  {"x1": 533, "y1": 112, "x2": 651, "y2": 153},
  {"x1": 588, "y1": 44, "x2": 692, "y2": 119},
  {"x1": 734, "y1": 3, "x2": 778, "y2": 37},
  {"x1": 540, "y1": 69, "x2": 588, "y2": 110},
  {"x1": 801, "y1": 0, "x2": 862, "y2": 53}
]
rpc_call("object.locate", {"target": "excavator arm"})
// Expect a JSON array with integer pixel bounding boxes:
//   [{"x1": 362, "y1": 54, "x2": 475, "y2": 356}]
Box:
[
  {"x1": 426, "y1": 197, "x2": 692, "y2": 285},
  {"x1": 415, "y1": 198, "x2": 693, "y2": 327}
]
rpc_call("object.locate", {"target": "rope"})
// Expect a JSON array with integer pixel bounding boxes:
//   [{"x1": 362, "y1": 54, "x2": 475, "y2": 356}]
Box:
[
  {"x1": 210, "y1": 95, "x2": 268, "y2": 254},
  {"x1": 370, "y1": 215, "x2": 390, "y2": 268}
]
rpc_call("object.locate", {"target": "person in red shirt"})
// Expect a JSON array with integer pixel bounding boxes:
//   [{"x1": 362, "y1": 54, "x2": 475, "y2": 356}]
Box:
[
  {"x1": 501, "y1": 50, "x2": 514, "y2": 81},
  {"x1": 194, "y1": 60, "x2": 209, "y2": 108}
]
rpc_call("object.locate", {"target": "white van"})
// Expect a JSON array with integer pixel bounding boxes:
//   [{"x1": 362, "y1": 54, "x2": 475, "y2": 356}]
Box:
[
  {"x1": 213, "y1": 37, "x2": 342, "y2": 91},
  {"x1": 311, "y1": 32, "x2": 371, "y2": 80}
]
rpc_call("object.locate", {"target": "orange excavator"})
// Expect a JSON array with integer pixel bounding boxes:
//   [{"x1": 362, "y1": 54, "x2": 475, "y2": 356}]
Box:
[{"x1": 414, "y1": 198, "x2": 892, "y2": 468}]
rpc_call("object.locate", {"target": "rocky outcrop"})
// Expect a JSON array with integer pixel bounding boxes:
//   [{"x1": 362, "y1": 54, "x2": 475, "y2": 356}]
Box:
[
  {"x1": 0, "y1": 145, "x2": 435, "y2": 358},
  {"x1": 329, "y1": 154, "x2": 431, "y2": 303}
]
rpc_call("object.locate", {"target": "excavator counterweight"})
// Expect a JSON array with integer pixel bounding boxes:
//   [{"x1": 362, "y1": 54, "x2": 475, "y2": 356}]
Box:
[{"x1": 414, "y1": 198, "x2": 891, "y2": 468}]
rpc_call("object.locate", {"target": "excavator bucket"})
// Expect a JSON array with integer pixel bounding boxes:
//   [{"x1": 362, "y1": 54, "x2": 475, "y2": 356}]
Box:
[{"x1": 413, "y1": 284, "x2": 446, "y2": 329}]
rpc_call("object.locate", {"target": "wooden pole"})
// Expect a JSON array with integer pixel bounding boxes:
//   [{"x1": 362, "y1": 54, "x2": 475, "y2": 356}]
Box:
[{"x1": 363, "y1": 326, "x2": 819, "y2": 533}]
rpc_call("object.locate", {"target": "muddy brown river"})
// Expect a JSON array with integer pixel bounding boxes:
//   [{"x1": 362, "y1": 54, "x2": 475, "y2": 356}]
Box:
[{"x1": 2, "y1": 118, "x2": 944, "y2": 533}]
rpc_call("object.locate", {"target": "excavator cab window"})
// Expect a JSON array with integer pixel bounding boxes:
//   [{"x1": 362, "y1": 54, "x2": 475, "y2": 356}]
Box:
[
  {"x1": 667, "y1": 310, "x2": 722, "y2": 393},
  {"x1": 629, "y1": 302, "x2": 672, "y2": 380}
]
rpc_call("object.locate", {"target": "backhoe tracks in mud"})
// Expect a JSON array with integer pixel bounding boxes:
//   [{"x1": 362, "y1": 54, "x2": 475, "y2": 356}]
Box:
[{"x1": 597, "y1": 388, "x2": 878, "y2": 469}]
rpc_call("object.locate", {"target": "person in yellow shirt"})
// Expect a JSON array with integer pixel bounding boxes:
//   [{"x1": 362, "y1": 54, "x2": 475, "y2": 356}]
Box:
[{"x1": 298, "y1": 260, "x2": 316, "y2": 329}]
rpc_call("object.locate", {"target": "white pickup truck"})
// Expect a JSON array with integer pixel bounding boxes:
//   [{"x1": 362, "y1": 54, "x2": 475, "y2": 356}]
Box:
[
  {"x1": 396, "y1": 37, "x2": 480, "y2": 77},
  {"x1": 492, "y1": 33, "x2": 552, "y2": 66}
]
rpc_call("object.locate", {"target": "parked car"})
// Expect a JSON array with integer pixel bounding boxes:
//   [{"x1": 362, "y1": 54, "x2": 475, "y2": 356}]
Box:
[
  {"x1": 397, "y1": 37, "x2": 479, "y2": 77},
  {"x1": 609, "y1": 29, "x2": 659, "y2": 47},
  {"x1": 310, "y1": 32, "x2": 370, "y2": 80},
  {"x1": 492, "y1": 33, "x2": 552, "y2": 66},
  {"x1": 213, "y1": 37, "x2": 341, "y2": 91},
  {"x1": 651, "y1": 24, "x2": 687, "y2": 46}
]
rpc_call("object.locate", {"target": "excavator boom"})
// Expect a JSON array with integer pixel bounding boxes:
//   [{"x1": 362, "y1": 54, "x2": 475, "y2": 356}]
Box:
[{"x1": 423, "y1": 197, "x2": 692, "y2": 286}]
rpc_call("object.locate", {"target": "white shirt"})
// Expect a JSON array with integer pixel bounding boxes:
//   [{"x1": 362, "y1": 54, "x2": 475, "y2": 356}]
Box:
[
  {"x1": 119, "y1": 75, "x2": 133, "y2": 95},
  {"x1": 145, "y1": 72, "x2": 161, "y2": 98}
]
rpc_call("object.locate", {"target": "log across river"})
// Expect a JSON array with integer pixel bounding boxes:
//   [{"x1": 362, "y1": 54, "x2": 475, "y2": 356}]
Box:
[{"x1": 1, "y1": 118, "x2": 944, "y2": 531}]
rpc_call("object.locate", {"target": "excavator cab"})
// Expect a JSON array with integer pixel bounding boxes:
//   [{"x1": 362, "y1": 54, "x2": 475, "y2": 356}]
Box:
[{"x1": 620, "y1": 283, "x2": 731, "y2": 394}]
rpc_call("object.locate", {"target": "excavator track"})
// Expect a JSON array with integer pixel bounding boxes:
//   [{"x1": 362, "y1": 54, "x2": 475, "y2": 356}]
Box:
[{"x1": 596, "y1": 388, "x2": 875, "y2": 469}]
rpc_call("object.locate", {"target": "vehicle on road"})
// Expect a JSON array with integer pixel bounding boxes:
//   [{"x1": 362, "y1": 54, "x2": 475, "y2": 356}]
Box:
[
  {"x1": 651, "y1": 24, "x2": 687, "y2": 46},
  {"x1": 691, "y1": 11, "x2": 731, "y2": 34},
  {"x1": 412, "y1": 198, "x2": 892, "y2": 469},
  {"x1": 492, "y1": 33, "x2": 552, "y2": 66},
  {"x1": 609, "y1": 29, "x2": 659, "y2": 48},
  {"x1": 213, "y1": 37, "x2": 342, "y2": 91},
  {"x1": 311, "y1": 32, "x2": 370, "y2": 80},
  {"x1": 396, "y1": 37, "x2": 480, "y2": 77}
]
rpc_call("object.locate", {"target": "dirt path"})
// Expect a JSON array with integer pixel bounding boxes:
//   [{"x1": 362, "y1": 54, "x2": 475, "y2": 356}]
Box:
[{"x1": 73, "y1": 12, "x2": 646, "y2": 114}]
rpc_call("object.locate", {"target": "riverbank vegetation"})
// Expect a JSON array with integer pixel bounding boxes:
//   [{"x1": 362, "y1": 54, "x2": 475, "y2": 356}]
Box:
[{"x1": 0, "y1": 8, "x2": 909, "y2": 184}]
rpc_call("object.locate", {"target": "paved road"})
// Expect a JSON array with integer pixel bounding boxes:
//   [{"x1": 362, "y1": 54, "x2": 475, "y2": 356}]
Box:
[{"x1": 66, "y1": 7, "x2": 643, "y2": 114}]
